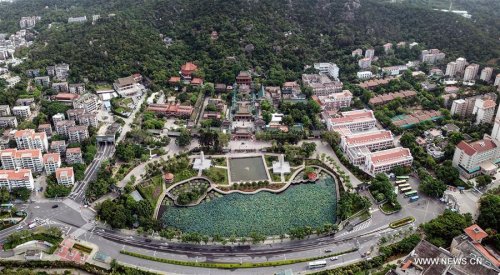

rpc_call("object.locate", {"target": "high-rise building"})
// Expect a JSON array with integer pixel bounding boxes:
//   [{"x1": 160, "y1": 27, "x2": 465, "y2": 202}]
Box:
[
  {"x1": 463, "y1": 64, "x2": 480, "y2": 81},
  {"x1": 56, "y1": 167, "x2": 74, "y2": 185},
  {"x1": 14, "y1": 129, "x2": 48, "y2": 152},
  {"x1": 480, "y1": 67, "x2": 494, "y2": 82},
  {"x1": 314, "y1": 63, "x2": 340, "y2": 80},
  {"x1": 43, "y1": 153, "x2": 61, "y2": 175},
  {"x1": 421, "y1": 49, "x2": 446, "y2": 64},
  {"x1": 0, "y1": 148, "x2": 43, "y2": 173},
  {"x1": 472, "y1": 99, "x2": 496, "y2": 125},
  {"x1": 365, "y1": 48, "x2": 375, "y2": 59},
  {"x1": 455, "y1": 57, "x2": 467, "y2": 72},
  {"x1": 445, "y1": 62, "x2": 457, "y2": 77}
]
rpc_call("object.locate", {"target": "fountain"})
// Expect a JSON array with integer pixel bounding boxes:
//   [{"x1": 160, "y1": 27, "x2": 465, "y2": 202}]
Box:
[
  {"x1": 193, "y1": 151, "x2": 212, "y2": 171},
  {"x1": 272, "y1": 154, "x2": 291, "y2": 174}
]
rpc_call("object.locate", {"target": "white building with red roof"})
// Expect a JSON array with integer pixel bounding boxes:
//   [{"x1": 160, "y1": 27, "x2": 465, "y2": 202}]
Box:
[
  {"x1": 0, "y1": 148, "x2": 43, "y2": 173},
  {"x1": 56, "y1": 167, "x2": 74, "y2": 185},
  {"x1": 313, "y1": 90, "x2": 352, "y2": 110},
  {"x1": 43, "y1": 153, "x2": 61, "y2": 175},
  {"x1": 14, "y1": 129, "x2": 48, "y2": 152},
  {"x1": 452, "y1": 135, "x2": 500, "y2": 178},
  {"x1": 0, "y1": 169, "x2": 34, "y2": 190},
  {"x1": 66, "y1": 147, "x2": 83, "y2": 164},
  {"x1": 324, "y1": 109, "x2": 377, "y2": 132},
  {"x1": 364, "y1": 147, "x2": 413, "y2": 176}
]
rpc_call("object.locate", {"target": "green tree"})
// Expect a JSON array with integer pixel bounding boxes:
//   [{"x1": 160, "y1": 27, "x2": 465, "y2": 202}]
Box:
[
  {"x1": 176, "y1": 129, "x2": 192, "y2": 147},
  {"x1": 421, "y1": 210, "x2": 472, "y2": 247}
]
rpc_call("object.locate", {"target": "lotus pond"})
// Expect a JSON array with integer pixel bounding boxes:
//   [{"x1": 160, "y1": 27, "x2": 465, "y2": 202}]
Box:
[{"x1": 161, "y1": 174, "x2": 337, "y2": 237}]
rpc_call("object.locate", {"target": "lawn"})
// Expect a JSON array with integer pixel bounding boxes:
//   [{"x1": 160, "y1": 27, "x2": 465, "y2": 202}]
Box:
[
  {"x1": 380, "y1": 201, "x2": 399, "y2": 213},
  {"x1": 173, "y1": 168, "x2": 197, "y2": 183},
  {"x1": 137, "y1": 176, "x2": 164, "y2": 207},
  {"x1": 162, "y1": 174, "x2": 338, "y2": 237},
  {"x1": 211, "y1": 157, "x2": 227, "y2": 167},
  {"x1": 203, "y1": 167, "x2": 228, "y2": 185}
]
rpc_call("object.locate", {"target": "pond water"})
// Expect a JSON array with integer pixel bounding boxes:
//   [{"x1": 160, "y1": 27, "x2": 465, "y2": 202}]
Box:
[{"x1": 161, "y1": 174, "x2": 337, "y2": 237}]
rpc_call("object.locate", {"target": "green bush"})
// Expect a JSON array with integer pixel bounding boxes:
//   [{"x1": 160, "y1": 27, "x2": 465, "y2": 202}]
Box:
[{"x1": 389, "y1": 217, "x2": 415, "y2": 228}]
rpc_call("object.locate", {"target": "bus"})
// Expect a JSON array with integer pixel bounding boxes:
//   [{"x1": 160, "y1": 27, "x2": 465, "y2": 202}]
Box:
[
  {"x1": 395, "y1": 180, "x2": 407, "y2": 185},
  {"x1": 396, "y1": 176, "x2": 410, "y2": 180},
  {"x1": 404, "y1": 191, "x2": 418, "y2": 198},
  {"x1": 398, "y1": 183, "x2": 410, "y2": 188},
  {"x1": 400, "y1": 187, "x2": 412, "y2": 193},
  {"x1": 409, "y1": 195, "x2": 420, "y2": 202},
  {"x1": 308, "y1": 260, "x2": 327, "y2": 269}
]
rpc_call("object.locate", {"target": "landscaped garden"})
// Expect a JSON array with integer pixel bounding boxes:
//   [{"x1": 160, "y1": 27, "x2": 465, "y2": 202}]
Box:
[
  {"x1": 169, "y1": 179, "x2": 210, "y2": 205},
  {"x1": 161, "y1": 174, "x2": 337, "y2": 237},
  {"x1": 137, "y1": 175, "x2": 164, "y2": 207},
  {"x1": 202, "y1": 167, "x2": 228, "y2": 185}
]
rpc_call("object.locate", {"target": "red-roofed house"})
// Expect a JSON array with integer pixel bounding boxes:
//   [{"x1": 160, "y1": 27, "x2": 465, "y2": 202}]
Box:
[
  {"x1": 54, "y1": 93, "x2": 80, "y2": 104},
  {"x1": 364, "y1": 147, "x2": 413, "y2": 176},
  {"x1": 0, "y1": 148, "x2": 43, "y2": 173},
  {"x1": 325, "y1": 109, "x2": 376, "y2": 132},
  {"x1": 56, "y1": 167, "x2": 74, "y2": 185},
  {"x1": 168, "y1": 76, "x2": 181, "y2": 85},
  {"x1": 0, "y1": 169, "x2": 34, "y2": 190},
  {"x1": 180, "y1": 62, "x2": 197, "y2": 81},
  {"x1": 452, "y1": 136, "x2": 500, "y2": 178},
  {"x1": 43, "y1": 153, "x2": 61, "y2": 174},
  {"x1": 464, "y1": 224, "x2": 489, "y2": 243},
  {"x1": 191, "y1": 78, "x2": 203, "y2": 86}
]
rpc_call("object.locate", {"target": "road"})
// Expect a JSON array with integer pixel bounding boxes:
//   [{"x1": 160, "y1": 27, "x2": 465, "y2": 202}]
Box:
[
  {"x1": 68, "y1": 142, "x2": 114, "y2": 203},
  {"x1": 116, "y1": 93, "x2": 146, "y2": 143}
]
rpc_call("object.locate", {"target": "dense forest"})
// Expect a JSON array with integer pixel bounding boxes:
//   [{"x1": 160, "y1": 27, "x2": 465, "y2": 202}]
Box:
[{"x1": 1, "y1": 0, "x2": 499, "y2": 84}]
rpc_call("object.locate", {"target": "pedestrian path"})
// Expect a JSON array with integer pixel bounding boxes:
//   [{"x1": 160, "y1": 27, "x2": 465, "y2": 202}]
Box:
[{"x1": 336, "y1": 219, "x2": 372, "y2": 237}]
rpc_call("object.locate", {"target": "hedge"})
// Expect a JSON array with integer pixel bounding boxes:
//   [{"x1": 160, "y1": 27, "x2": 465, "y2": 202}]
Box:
[
  {"x1": 72, "y1": 243, "x2": 93, "y2": 254},
  {"x1": 120, "y1": 248, "x2": 358, "y2": 269},
  {"x1": 389, "y1": 217, "x2": 415, "y2": 229}
]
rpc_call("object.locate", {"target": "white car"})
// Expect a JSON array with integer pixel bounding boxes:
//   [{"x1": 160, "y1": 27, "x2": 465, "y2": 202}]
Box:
[
  {"x1": 16, "y1": 225, "x2": 23, "y2": 230},
  {"x1": 330, "y1": 256, "x2": 338, "y2": 261}
]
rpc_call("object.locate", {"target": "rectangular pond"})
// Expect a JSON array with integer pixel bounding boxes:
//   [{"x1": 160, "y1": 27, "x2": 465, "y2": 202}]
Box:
[
  {"x1": 161, "y1": 174, "x2": 337, "y2": 237},
  {"x1": 228, "y1": 156, "x2": 269, "y2": 183}
]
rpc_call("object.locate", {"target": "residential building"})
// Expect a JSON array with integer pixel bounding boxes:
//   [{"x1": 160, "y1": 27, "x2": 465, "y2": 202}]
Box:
[
  {"x1": 14, "y1": 129, "x2": 48, "y2": 152},
  {"x1": 382, "y1": 65, "x2": 407, "y2": 76},
  {"x1": 19, "y1": 16, "x2": 37, "y2": 29},
  {"x1": 15, "y1": 98, "x2": 35, "y2": 107},
  {"x1": 55, "y1": 120, "x2": 76, "y2": 136},
  {"x1": 69, "y1": 83, "x2": 86, "y2": 94},
  {"x1": 0, "y1": 105, "x2": 11, "y2": 116},
  {"x1": 65, "y1": 147, "x2": 83, "y2": 164},
  {"x1": 397, "y1": 41, "x2": 406, "y2": 48},
  {"x1": 364, "y1": 147, "x2": 413, "y2": 176},
  {"x1": 0, "y1": 117, "x2": 18, "y2": 128},
  {"x1": 52, "y1": 113, "x2": 65, "y2": 125},
  {"x1": 46, "y1": 66, "x2": 55, "y2": 76},
  {"x1": 351, "y1": 48, "x2": 362, "y2": 57},
  {"x1": 55, "y1": 167, "x2": 74, "y2": 185},
  {"x1": 383, "y1": 43, "x2": 392, "y2": 54},
  {"x1": 78, "y1": 113, "x2": 98, "y2": 128},
  {"x1": 302, "y1": 74, "x2": 343, "y2": 96},
  {"x1": 494, "y1": 74, "x2": 500, "y2": 86},
  {"x1": 450, "y1": 93, "x2": 498, "y2": 118},
  {"x1": 480, "y1": 67, "x2": 494, "y2": 82},
  {"x1": 146, "y1": 104, "x2": 194, "y2": 117},
  {"x1": 473, "y1": 99, "x2": 496, "y2": 125},
  {"x1": 113, "y1": 75, "x2": 139, "y2": 96},
  {"x1": 72, "y1": 93, "x2": 100, "y2": 113},
  {"x1": 25, "y1": 69, "x2": 40, "y2": 78},
  {"x1": 445, "y1": 61, "x2": 457, "y2": 77},
  {"x1": 0, "y1": 148, "x2": 43, "y2": 173},
  {"x1": 356, "y1": 71, "x2": 372, "y2": 80},
  {"x1": 313, "y1": 90, "x2": 352, "y2": 110},
  {"x1": 236, "y1": 71, "x2": 252, "y2": 85},
  {"x1": 50, "y1": 140, "x2": 66, "y2": 155},
  {"x1": 43, "y1": 153, "x2": 61, "y2": 175},
  {"x1": 66, "y1": 108, "x2": 85, "y2": 121},
  {"x1": 464, "y1": 63, "x2": 480, "y2": 81},
  {"x1": 37, "y1": 124, "x2": 52, "y2": 136},
  {"x1": 54, "y1": 93, "x2": 79, "y2": 105},
  {"x1": 68, "y1": 16, "x2": 87, "y2": 23},
  {"x1": 456, "y1": 57, "x2": 467, "y2": 72},
  {"x1": 282, "y1": 81, "x2": 301, "y2": 99},
  {"x1": 452, "y1": 136, "x2": 500, "y2": 178},
  {"x1": 365, "y1": 48, "x2": 375, "y2": 59},
  {"x1": 34, "y1": 76, "x2": 50, "y2": 87},
  {"x1": 51, "y1": 63, "x2": 70, "y2": 80},
  {"x1": 358, "y1": 58, "x2": 371, "y2": 69},
  {"x1": 314, "y1": 63, "x2": 339, "y2": 80},
  {"x1": 12, "y1": 106, "x2": 31, "y2": 118},
  {"x1": 68, "y1": 126, "x2": 89, "y2": 143},
  {"x1": 0, "y1": 169, "x2": 34, "y2": 190},
  {"x1": 421, "y1": 49, "x2": 445, "y2": 64},
  {"x1": 51, "y1": 82, "x2": 69, "y2": 93},
  {"x1": 450, "y1": 224, "x2": 500, "y2": 273},
  {"x1": 324, "y1": 109, "x2": 376, "y2": 132}
]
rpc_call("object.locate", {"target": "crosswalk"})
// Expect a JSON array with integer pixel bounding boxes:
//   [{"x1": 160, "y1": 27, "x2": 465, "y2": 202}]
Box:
[{"x1": 337, "y1": 219, "x2": 372, "y2": 237}]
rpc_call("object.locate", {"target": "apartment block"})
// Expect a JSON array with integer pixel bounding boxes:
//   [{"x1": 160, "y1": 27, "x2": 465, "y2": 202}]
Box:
[
  {"x1": 12, "y1": 106, "x2": 31, "y2": 118},
  {"x1": 473, "y1": 99, "x2": 496, "y2": 125},
  {"x1": 302, "y1": 74, "x2": 343, "y2": 96},
  {"x1": 313, "y1": 63, "x2": 339, "y2": 80},
  {"x1": 73, "y1": 93, "x2": 100, "y2": 113},
  {"x1": 480, "y1": 67, "x2": 494, "y2": 82},
  {"x1": 14, "y1": 129, "x2": 48, "y2": 152},
  {"x1": 50, "y1": 140, "x2": 67, "y2": 155},
  {"x1": 464, "y1": 64, "x2": 480, "y2": 81},
  {"x1": 65, "y1": 147, "x2": 83, "y2": 164},
  {"x1": 453, "y1": 136, "x2": 500, "y2": 178},
  {"x1": 77, "y1": 113, "x2": 98, "y2": 128},
  {"x1": 43, "y1": 153, "x2": 61, "y2": 175},
  {"x1": 324, "y1": 109, "x2": 377, "y2": 132},
  {"x1": 0, "y1": 169, "x2": 34, "y2": 190},
  {"x1": 55, "y1": 167, "x2": 74, "y2": 185},
  {"x1": 66, "y1": 108, "x2": 85, "y2": 121},
  {"x1": 68, "y1": 126, "x2": 89, "y2": 143},
  {"x1": 37, "y1": 124, "x2": 53, "y2": 136},
  {"x1": 0, "y1": 148, "x2": 43, "y2": 173},
  {"x1": 55, "y1": 120, "x2": 76, "y2": 136},
  {"x1": 421, "y1": 49, "x2": 446, "y2": 64},
  {"x1": 69, "y1": 83, "x2": 86, "y2": 94},
  {"x1": 0, "y1": 105, "x2": 11, "y2": 116},
  {"x1": 313, "y1": 90, "x2": 352, "y2": 110},
  {"x1": 0, "y1": 117, "x2": 18, "y2": 128}
]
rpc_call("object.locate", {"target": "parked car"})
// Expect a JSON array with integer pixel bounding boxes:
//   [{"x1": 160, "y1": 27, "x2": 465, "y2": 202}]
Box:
[
  {"x1": 324, "y1": 249, "x2": 332, "y2": 253},
  {"x1": 330, "y1": 256, "x2": 338, "y2": 261},
  {"x1": 52, "y1": 204, "x2": 59, "y2": 209}
]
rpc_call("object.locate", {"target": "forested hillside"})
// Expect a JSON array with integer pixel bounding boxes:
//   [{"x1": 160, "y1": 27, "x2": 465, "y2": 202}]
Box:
[{"x1": 1, "y1": 0, "x2": 499, "y2": 84}]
